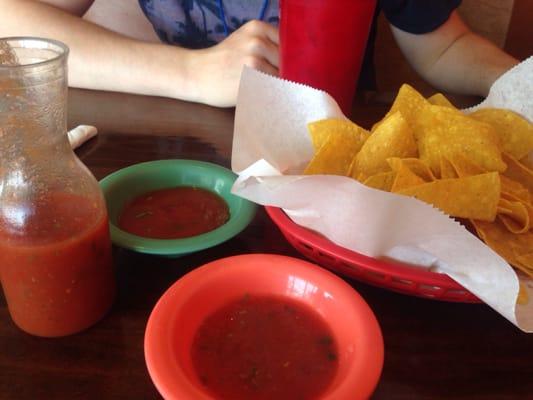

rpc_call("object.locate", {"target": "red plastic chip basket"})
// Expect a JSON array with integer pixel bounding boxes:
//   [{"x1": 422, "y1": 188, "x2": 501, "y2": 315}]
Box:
[{"x1": 265, "y1": 206, "x2": 480, "y2": 303}]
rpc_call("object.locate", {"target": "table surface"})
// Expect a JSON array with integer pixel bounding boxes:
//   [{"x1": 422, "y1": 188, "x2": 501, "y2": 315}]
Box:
[{"x1": 1, "y1": 89, "x2": 532, "y2": 400}]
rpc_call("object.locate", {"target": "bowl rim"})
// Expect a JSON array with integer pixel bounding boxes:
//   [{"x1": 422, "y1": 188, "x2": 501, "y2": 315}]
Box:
[
  {"x1": 144, "y1": 253, "x2": 384, "y2": 400},
  {"x1": 99, "y1": 159, "x2": 257, "y2": 256},
  {"x1": 265, "y1": 205, "x2": 481, "y2": 302}
]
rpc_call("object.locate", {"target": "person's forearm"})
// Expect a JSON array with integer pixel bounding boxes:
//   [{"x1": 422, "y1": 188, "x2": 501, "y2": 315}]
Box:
[
  {"x1": 0, "y1": 0, "x2": 198, "y2": 101},
  {"x1": 417, "y1": 32, "x2": 518, "y2": 97},
  {"x1": 391, "y1": 11, "x2": 519, "y2": 98}
]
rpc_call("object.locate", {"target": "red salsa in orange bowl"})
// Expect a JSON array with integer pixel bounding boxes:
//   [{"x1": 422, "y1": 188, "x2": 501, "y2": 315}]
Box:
[
  {"x1": 99, "y1": 160, "x2": 257, "y2": 257},
  {"x1": 144, "y1": 254, "x2": 384, "y2": 400}
]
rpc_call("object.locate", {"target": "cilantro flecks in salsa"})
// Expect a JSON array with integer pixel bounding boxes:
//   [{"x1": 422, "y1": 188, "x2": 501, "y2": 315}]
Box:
[
  {"x1": 191, "y1": 294, "x2": 339, "y2": 400},
  {"x1": 118, "y1": 187, "x2": 229, "y2": 239}
]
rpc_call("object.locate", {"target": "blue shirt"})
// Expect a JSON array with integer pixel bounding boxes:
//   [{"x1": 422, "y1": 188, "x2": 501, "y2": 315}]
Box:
[
  {"x1": 138, "y1": 0, "x2": 279, "y2": 49},
  {"x1": 138, "y1": 0, "x2": 461, "y2": 88}
]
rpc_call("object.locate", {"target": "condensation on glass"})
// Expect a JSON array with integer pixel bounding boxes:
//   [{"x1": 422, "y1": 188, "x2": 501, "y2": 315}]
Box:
[{"x1": 0, "y1": 38, "x2": 116, "y2": 337}]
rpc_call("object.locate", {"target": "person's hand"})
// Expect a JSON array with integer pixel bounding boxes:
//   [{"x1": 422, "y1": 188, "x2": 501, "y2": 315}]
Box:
[
  {"x1": 189, "y1": 20, "x2": 279, "y2": 107},
  {"x1": 1, "y1": 1, "x2": 276, "y2": 107}
]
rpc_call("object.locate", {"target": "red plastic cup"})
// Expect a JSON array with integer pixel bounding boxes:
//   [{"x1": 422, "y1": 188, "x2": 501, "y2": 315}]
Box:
[{"x1": 280, "y1": 0, "x2": 377, "y2": 114}]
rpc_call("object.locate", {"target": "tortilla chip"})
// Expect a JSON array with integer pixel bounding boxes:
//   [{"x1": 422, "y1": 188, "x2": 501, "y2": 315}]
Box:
[
  {"x1": 516, "y1": 253, "x2": 533, "y2": 277},
  {"x1": 372, "y1": 84, "x2": 429, "y2": 132},
  {"x1": 517, "y1": 283, "x2": 529, "y2": 305},
  {"x1": 393, "y1": 158, "x2": 436, "y2": 182},
  {"x1": 501, "y1": 176, "x2": 531, "y2": 204},
  {"x1": 499, "y1": 215, "x2": 529, "y2": 235},
  {"x1": 448, "y1": 154, "x2": 488, "y2": 177},
  {"x1": 307, "y1": 118, "x2": 367, "y2": 151},
  {"x1": 497, "y1": 198, "x2": 530, "y2": 234},
  {"x1": 363, "y1": 171, "x2": 396, "y2": 191},
  {"x1": 472, "y1": 219, "x2": 533, "y2": 278},
  {"x1": 521, "y1": 154, "x2": 533, "y2": 170},
  {"x1": 304, "y1": 124, "x2": 369, "y2": 176},
  {"x1": 303, "y1": 85, "x2": 531, "y2": 281},
  {"x1": 501, "y1": 191, "x2": 533, "y2": 214},
  {"x1": 352, "y1": 112, "x2": 417, "y2": 180},
  {"x1": 427, "y1": 93, "x2": 456, "y2": 109},
  {"x1": 398, "y1": 172, "x2": 500, "y2": 221},
  {"x1": 470, "y1": 108, "x2": 533, "y2": 160},
  {"x1": 502, "y1": 152, "x2": 533, "y2": 193},
  {"x1": 388, "y1": 158, "x2": 427, "y2": 192},
  {"x1": 414, "y1": 105, "x2": 505, "y2": 176},
  {"x1": 440, "y1": 157, "x2": 458, "y2": 179}
]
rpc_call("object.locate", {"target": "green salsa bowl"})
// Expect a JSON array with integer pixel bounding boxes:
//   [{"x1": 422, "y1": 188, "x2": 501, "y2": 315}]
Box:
[{"x1": 99, "y1": 159, "x2": 257, "y2": 257}]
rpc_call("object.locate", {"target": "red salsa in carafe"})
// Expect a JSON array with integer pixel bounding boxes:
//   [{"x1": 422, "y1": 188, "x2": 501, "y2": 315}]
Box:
[{"x1": 0, "y1": 192, "x2": 115, "y2": 337}]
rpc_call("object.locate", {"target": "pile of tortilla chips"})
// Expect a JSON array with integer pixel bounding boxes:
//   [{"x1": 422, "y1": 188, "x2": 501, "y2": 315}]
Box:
[{"x1": 304, "y1": 84, "x2": 533, "y2": 278}]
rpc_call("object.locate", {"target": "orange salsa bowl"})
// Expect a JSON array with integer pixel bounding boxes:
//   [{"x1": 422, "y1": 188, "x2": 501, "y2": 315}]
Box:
[{"x1": 144, "y1": 254, "x2": 384, "y2": 400}]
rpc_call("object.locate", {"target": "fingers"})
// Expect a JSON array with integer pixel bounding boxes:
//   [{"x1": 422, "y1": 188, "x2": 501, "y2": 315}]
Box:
[
  {"x1": 244, "y1": 19, "x2": 280, "y2": 45},
  {"x1": 246, "y1": 35, "x2": 279, "y2": 68},
  {"x1": 236, "y1": 20, "x2": 279, "y2": 69},
  {"x1": 192, "y1": 20, "x2": 281, "y2": 106},
  {"x1": 243, "y1": 55, "x2": 278, "y2": 77}
]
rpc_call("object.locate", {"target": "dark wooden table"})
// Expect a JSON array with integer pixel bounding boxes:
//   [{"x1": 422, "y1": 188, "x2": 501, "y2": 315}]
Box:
[{"x1": 1, "y1": 89, "x2": 532, "y2": 400}]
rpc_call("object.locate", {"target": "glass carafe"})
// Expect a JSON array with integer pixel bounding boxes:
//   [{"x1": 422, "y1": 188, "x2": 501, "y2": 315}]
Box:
[{"x1": 0, "y1": 37, "x2": 116, "y2": 337}]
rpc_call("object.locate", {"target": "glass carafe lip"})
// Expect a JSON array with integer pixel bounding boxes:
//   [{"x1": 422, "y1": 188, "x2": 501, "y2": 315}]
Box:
[{"x1": 0, "y1": 36, "x2": 69, "y2": 70}]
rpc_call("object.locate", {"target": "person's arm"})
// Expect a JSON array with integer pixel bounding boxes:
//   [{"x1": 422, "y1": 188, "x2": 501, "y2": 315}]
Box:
[
  {"x1": 390, "y1": 10, "x2": 519, "y2": 97},
  {"x1": 0, "y1": 0, "x2": 278, "y2": 107},
  {"x1": 37, "y1": 0, "x2": 93, "y2": 15}
]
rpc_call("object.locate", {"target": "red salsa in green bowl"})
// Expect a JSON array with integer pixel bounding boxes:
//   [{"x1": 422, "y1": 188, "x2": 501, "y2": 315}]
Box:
[
  {"x1": 144, "y1": 254, "x2": 384, "y2": 400},
  {"x1": 99, "y1": 160, "x2": 256, "y2": 257},
  {"x1": 118, "y1": 186, "x2": 229, "y2": 239}
]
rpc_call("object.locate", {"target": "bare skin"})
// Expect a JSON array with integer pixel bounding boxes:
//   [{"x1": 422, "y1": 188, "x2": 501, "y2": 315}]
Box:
[
  {"x1": 391, "y1": 11, "x2": 518, "y2": 97},
  {"x1": 0, "y1": 1, "x2": 518, "y2": 105},
  {"x1": 0, "y1": 0, "x2": 278, "y2": 107}
]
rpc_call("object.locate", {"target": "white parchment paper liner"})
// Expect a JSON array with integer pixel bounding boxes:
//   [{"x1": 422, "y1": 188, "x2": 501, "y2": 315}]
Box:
[
  {"x1": 68, "y1": 125, "x2": 97, "y2": 149},
  {"x1": 231, "y1": 60, "x2": 533, "y2": 332}
]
